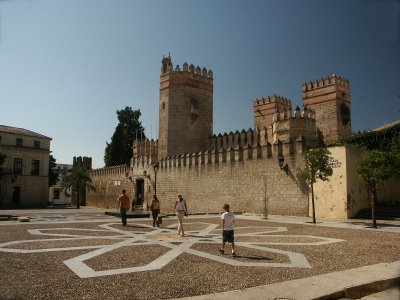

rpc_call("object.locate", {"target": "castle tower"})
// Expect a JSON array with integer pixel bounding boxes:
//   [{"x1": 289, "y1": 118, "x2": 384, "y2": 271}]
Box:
[
  {"x1": 158, "y1": 55, "x2": 213, "y2": 157},
  {"x1": 302, "y1": 75, "x2": 351, "y2": 145},
  {"x1": 73, "y1": 156, "x2": 92, "y2": 170},
  {"x1": 253, "y1": 94, "x2": 292, "y2": 129}
]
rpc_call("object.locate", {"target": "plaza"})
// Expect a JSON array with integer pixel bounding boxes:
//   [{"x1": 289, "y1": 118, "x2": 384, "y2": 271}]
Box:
[{"x1": 0, "y1": 208, "x2": 399, "y2": 299}]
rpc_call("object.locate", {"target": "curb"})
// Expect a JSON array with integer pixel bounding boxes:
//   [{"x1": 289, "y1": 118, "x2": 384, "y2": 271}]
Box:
[
  {"x1": 319, "y1": 277, "x2": 400, "y2": 300},
  {"x1": 176, "y1": 261, "x2": 400, "y2": 300}
]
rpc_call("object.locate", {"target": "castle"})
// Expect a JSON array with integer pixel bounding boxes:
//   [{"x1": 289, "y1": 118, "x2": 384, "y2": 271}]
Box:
[{"x1": 86, "y1": 55, "x2": 362, "y2": 217}]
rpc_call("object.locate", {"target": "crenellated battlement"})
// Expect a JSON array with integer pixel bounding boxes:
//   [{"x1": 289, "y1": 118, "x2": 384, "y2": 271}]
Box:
[
  {"x1": 272, "y1": 106, "x2": 318, "y2": 148},
  {"x1": 161, "y1": 54, "x2": 213, "y2": 77},
  {"x1": 156, "y1": 132, "x2": 309, "y2": 171},
  {"x1": 208, "y1": 128, "x2": 263, "y2": 152},
  {"x1": 302, "y1": 74, "x2": 351, "y2": 145},
  {"x1": 253, "y1": 94, "x2": 292, "y2": 130},
  {"x1": 132, "y1": 139, "x2": 157, "y2": 158},
  {"x1": 272, "y1": 106, "x2": 316, "y2": 121},
  {"x1": 89, "y1": 164, "x2": 129, "y2": 178},
  {"x1": 176, "y1": 62, "x2": 213, "y2": 79},
  {"x1": 160, "y1": 54, "x2": 213, "y2": 92},
  {"x1": 73, "y1": 156, "x2": 92, "y2": 170},
  {"x1": 302, "y1": 74, "x2": 349, "y2": 92},
  {"x1": 253, "y1": 94, "x2": 291, "y2": 107}
]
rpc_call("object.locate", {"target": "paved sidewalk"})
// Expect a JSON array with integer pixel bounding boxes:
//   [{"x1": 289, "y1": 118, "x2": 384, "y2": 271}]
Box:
[
  {"x1": 361, "y1": 286, "x2": 400, "y2": 299},
  {"x1": 177, "y1": 260, "x2": 400, "y2": 300},
  {"x1": 1, "y1": 208, "x2": 399, "y2": 299},
  {"x1": 239, "y1": 213, "x2": 400, "y2": 234}
]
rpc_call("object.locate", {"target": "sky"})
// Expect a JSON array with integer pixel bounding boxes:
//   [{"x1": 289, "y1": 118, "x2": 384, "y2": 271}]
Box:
[{"x1": 0, "y1": 0, "x2": 399, "y2": 169}]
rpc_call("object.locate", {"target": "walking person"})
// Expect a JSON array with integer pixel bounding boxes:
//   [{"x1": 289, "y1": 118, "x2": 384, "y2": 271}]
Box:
[
  {"x1": 219, "y1": 204, "x2": 236, "y2": 256},
  {"x1": 150, "y1": 195, "x2": 161, "y2": 227},
  {"x1": 118, "y1": 189, "x2": 130, "y2": 226},
  {"x1": 173, "y1": 194, "x2": 188, "y2": 236}
]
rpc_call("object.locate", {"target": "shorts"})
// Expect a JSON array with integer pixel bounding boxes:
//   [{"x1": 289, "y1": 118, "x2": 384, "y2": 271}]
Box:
[{"x1": 223, "y1": 230, "x2": 234, "y2": 243}]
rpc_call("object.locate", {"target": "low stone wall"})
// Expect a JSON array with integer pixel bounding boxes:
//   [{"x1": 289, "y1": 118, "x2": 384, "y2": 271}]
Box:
[{"x1": 310, "y1": 146, "x2": 400, "y2": 219}]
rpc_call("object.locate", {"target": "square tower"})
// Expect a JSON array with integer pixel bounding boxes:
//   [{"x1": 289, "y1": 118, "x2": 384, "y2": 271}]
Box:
[
  {"x1": 253, "y1": 94, "x2": 292, "y2": 130},
  {"x1": 302, "y1": 75, "x2": 351, "y2": 145},
  {"x1": 158, "y1": 55, "x2": 213, "y2": 158}
]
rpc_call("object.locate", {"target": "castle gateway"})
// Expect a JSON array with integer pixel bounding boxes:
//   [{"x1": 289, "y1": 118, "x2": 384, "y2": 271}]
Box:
[{"x1": 86, "y1": 55, "x2": 385, "y2": 219}]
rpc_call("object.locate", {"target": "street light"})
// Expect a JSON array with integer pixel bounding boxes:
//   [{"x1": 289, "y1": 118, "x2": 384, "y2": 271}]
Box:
[{"x1": 153, "y1": 162, "x2": 159, "y2": 195}]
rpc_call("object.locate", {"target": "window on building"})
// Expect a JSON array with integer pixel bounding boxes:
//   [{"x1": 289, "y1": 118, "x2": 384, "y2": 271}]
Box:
[
  {"x1": 34, "y1": 141, "x2": 40, "y2": 149},
  {"x1": 16, "y1": 138, "x2": 23, "y2": 147},
  {"x1": 31, "y1": 160, "x2": 40, "y2": 176},
  {"x1": 13, "y1": 158, "x2": 23, "y2": 175}
]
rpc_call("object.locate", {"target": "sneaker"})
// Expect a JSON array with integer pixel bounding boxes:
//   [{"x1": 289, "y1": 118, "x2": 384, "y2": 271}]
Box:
[
  {"x1": 218, "y1": 248, "x2": 225, "y2": 254},
  {"x1": 232, "y1": 252, "x2": 236, "y2": 256}
]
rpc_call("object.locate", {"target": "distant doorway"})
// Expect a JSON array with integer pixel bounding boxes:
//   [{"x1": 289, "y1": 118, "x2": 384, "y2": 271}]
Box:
[
  {"x1": 135, "y1": 179, "x2": 144, "y2": 206},
  {"x1": 12, "y1": 186, "x2": 20, "y2": 205}
]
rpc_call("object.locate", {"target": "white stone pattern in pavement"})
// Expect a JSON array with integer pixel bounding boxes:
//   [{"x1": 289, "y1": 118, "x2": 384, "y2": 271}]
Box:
[
  {"x1": 0, "y1": 222, "x2": 344, "y2": 278},
  {"x1": 27, "y1": 214, "x2": 115, "y2": 222}
]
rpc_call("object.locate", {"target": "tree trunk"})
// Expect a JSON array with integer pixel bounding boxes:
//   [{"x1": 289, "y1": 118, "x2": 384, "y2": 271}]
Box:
[
  {"x1": 370, "y1": 183, "x2": 377, "y2": 229},
  {"x1": 311, "y1": 183, "x2": 316, "y2": 224},
  {"x1": 76, "y1": 185, "x2": 80, "y2": 209}
]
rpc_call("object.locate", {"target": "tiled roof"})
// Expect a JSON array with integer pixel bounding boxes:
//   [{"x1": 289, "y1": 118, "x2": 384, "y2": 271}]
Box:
[{"x1": 0, "y1": 125, "x2": 52, "y2": 140}]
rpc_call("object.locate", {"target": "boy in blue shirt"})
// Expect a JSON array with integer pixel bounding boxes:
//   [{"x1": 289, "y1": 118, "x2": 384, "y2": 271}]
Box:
[{"x1": 219, "y1": 204, "x2": 236, "y2": 256}]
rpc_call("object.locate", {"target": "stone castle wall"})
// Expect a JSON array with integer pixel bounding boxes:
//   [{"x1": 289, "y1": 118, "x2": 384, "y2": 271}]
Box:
[
  {"x1": 152, "y1": 149, "x2": 308, "y2": 215},
  {"x1": 88, "y1": 139, "x2": 309, "y2": 216},
  {"x1": 86, "y1": 165, "x2": 132, "y2": 209}
]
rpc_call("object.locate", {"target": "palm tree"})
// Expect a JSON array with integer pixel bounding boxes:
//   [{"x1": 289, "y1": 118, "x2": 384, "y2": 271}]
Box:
[{"x1": 62, "y1": 167, "x2": 95, "y2": 209}]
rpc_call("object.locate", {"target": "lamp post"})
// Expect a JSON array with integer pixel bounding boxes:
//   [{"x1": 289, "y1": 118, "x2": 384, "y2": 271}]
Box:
[
  {"x1": 263, "y1": 176, "x2": 268, "y2": 220},
  {"x1": 153, "y1": 162, "x2": 159, "y2": 195}
]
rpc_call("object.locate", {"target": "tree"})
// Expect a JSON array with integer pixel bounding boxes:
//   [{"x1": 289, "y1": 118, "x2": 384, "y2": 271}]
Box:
[
  {"x1": 344, "y1": 126, "x2": 399, "y2": 228},
  {"x1": 297, "y1": 147, "x2": 334, "y2": 224},
  {"x1": 62, "y1": 167, "x2": 96, "y2": 209},
  {"x1": 0, "y1": 152, "x2": 6, "y2": 166},
  {"x1": 0, "y1": 152, "x2": 6, "y2": 178},
  {"x1": 389, "y1": 131, "x2": 400, "y2": 175},
  {"x1": 104, "y1": 106, "x2": 145, "y2": 167},
  {"x1": 357, "y1": 150, "x2": 397, "y2": 229},
  {"x1": 48, "y1": 155, "x2": 58, "y2": 186}
]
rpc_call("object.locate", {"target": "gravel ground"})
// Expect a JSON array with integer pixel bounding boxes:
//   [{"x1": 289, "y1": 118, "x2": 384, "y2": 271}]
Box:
[{"x1": 0, "y1": 216, "x2": 399, "y2": 300}]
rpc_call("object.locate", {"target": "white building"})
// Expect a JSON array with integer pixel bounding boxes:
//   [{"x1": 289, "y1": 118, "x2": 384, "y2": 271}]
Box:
[{"x1": 49, "y1": 163, "x2": 73, "y2": 206}]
